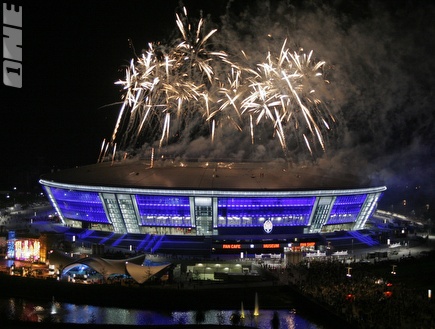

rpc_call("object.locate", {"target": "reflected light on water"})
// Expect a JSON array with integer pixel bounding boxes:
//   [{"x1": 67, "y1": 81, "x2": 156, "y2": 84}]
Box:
[{"x1": 0, "y1": 297, "x2": 325, "y2": 329}]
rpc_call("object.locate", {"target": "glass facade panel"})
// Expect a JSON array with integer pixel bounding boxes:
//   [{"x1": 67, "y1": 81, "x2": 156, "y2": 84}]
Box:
[
  {"x1": 195, "y1": 197, "x2": 213, "y2": 235},
  {"x1": 217, "y1": 197, "x2": 315, "y2": 227},
  {"x1": 328, "y1": 194, "x2": 367, "y2": 224},
  {"x1": 101, "y1": 194, "x2": 126, "y2": 233},
  {"x1": 49, "y1": 188, "x2": 108, "y2": 223},
  {"x1": 117, "y1": 195, "x2": 140, "y2": 233},
  {"x1": 310, "y1": 204, "x2": 331, "y2": 232},
  {"x1": 136, "y1": 195, "x2": 192, "y2": 227},
  {"x1": 354, "y1": 192, "x2": 380, "y2": 229}
]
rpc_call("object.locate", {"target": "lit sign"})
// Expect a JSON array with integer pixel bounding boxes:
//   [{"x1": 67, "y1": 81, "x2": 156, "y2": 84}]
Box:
[
  {"x1": 13, "y1": 239, "x2": 40, "y2": 261},
  {"x1": 263, "y1": 219, "x2": 273, "y2": 233},
  {"x1": 263, "y1": 244, "x2": 280, "y2": 249},
  {"x1": 222, "y1": 244, "x2": 241, "y2": 249},
  {"x1": 300, "y1": 242, "x2": 315, "y2": 247}
]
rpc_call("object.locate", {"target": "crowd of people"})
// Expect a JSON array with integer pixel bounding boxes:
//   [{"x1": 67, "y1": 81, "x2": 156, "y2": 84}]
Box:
[{"x1": 285, "y1": 253, "x2": 435, "y2": 328}]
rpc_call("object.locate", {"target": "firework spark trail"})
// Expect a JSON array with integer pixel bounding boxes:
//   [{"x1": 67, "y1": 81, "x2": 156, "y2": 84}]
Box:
[
  {"x1": 111, "y1": 143, "x2": 117, "y2": 165},
  {"x1": 97, "y1": 138, "x2": 106, "y2": 163},
  {"x1": 106, "y1": 7, "x2": 335, "y2": 162},
  {"x1": 101, "y1": 142, "x2": 109, "y2": 163}
]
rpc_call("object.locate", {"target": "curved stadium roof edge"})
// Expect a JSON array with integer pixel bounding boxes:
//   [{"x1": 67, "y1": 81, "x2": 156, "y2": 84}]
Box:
[
  {"x1": 39, "y1": 178, "x2": 386, "y2": 197},
  {"x1": 39, "y1": 160, "x2": 387, "y2": 195}
]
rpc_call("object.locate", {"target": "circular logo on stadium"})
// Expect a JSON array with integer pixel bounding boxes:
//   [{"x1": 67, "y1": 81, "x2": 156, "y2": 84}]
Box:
[{"x1": 263, "y1": 219, "x2": 273, "y2": 234}]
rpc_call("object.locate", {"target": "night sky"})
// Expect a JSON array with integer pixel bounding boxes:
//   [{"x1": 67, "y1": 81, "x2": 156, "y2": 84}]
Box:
[{"x1": 2, "y1": 0, "x2": 434, "y2": 216}]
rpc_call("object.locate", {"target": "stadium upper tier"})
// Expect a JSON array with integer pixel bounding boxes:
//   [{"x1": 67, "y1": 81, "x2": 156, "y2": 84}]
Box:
[{"x1": 39, "y1": 160, "x2": 386, "y2": 236}]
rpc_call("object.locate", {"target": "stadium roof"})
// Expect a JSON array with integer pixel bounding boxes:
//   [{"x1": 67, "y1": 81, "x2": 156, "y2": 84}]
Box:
[{"x1": 40, "y1": 160, "x2": 375, "y2": 191}]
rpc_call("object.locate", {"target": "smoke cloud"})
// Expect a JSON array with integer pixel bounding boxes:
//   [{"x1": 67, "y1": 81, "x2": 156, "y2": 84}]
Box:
[
  {"x1": 211, "y1": 0, "x2": 434, "y2": 196},
  {"x1": 114, "y1": 0, "x2": 435, "y2": 207}
]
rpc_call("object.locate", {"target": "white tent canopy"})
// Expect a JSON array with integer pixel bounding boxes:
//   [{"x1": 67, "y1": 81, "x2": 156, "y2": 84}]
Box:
[{"x1": 60, "y1": 254, "x2": 170, "y2": 283}]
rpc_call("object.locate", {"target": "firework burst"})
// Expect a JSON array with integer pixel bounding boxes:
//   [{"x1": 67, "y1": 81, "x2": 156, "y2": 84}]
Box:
[
  {"x1": 107, "y1": 7, "x2": 229, "y2": 155},
  {"x1": 102, "y1": 7, "x2": 335, "y2": 163}
]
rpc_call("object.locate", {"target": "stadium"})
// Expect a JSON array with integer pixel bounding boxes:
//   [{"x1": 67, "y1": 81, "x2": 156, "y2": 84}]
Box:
[
  {"x1": 34, "y1": 5, "x2": 389, "y2": 260},
  {"x1": 39, "y1": 159, "x2": 386, "y2": 257}
]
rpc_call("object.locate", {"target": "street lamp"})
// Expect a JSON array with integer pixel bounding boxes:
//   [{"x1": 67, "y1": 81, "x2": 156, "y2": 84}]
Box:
[
  {"x1": 346, "y1": 266, "x2": 352, "y2": 278},
  {"x1": 391, "y1": 265, "x2": 397, "y2": 275}
]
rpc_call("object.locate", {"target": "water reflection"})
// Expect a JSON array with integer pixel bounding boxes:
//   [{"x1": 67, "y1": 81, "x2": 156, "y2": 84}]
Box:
[{"x1": 0, "y1": 297, "x2": 324, "y2": 328}]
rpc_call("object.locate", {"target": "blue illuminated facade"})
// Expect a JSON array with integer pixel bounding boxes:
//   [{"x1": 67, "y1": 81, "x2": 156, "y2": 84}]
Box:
[
  {"x1": 136, "y1": 195, "x2": 192, "y2": 227},
  {"x1": 41, "y1": 180, "x2": 385, "y2": 236},
  {"x1": 49, "y1": 187, "x2": 109, "y2": 224},
  {"x1": 327, "y1": 194, "x2": 367, "y2": 225},
  {"x1": 217, "y1": 197, "x2": 316, "y2": 227}
]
